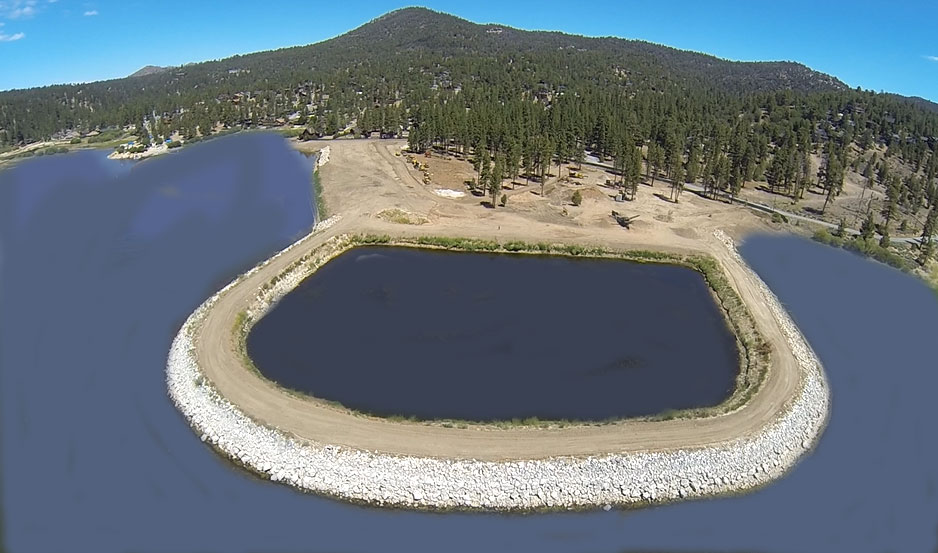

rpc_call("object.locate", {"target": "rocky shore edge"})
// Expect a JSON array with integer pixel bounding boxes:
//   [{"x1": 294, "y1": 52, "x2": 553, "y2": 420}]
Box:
[
  {"x1": 107, "y1": 142, "x2": 170, "y2": 161},
  {"x1": 166, "y1": 227, "x2": 829, "y2": 511}
]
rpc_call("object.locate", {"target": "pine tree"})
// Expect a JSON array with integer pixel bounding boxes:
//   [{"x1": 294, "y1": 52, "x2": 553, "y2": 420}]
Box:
[
  {"x1": 685, "y1": 142, "x2": 701, "y2": 185},
  {"x1": 480, "y1": 153, "x2": 492, "y2": 192},
  {"x1": 667, "y1": 141, "x2": 683, "y2": 186},
  {"x1": 919, "y1": 204, "x2": 938, "y2": 265},
  {"x1": 879, "y1": 227, "x2": 891, "y2": 249},
  {"x1": 538, "y1": 137, "x2": 553, "y2": 196},
  {"x1": 797, "y1": 151, "x2": 812, "y2": 199},
  {"x1": 766, "y1": 149, "x2": 788, "y2": 193},
  {"x1": 522, "y1": 141, "x2": 535, "y2": 186},
  {"x1": 507, "y1": 139, "x2": 521, "y2": 186},
  {"x1": 613, "y1": 140, "x2": 627, "y2": 187},
  {"x1": 625, "y1": 145, "x2": 642, "y2": 200},
  {"x1": 475, "y1": 141, "x2": 490, "y2": 189},
  {"x1": 835, "y1": 218, "x2": 847, "y2": 238},
  {"x1": 877, "y1": 161, "x2": 890, "y2": 186},
  {"x1": 574, "y1": 141, "x2": 585, "y2": 170},
  {"x1": 707, "y1": 154, "x2": 730, "y2": 199},
  {"x1": 489, "y1": 153, "x2": 504, "y2": 207},
  {"x1": 647, "y1": 143, "x2": 664, "y2": 187},
  {"x1": 670, "y1": 162, "x2": 684, "y2": 202},
  {"x1": 881, "y1": 176, "x2": 900, "y2": 230},
  {"x1": 859, "y1": 211, "x2": 876, "y2": 242},
  {"x1": 137, "y1": 120, "x2": 150, "y2": 147},
  {"x1": 729, "y1": 167, "x2": 743, "y2": 199},
  {"x1": 821, "y1": 153, "x2": 844, "y2": 213}
]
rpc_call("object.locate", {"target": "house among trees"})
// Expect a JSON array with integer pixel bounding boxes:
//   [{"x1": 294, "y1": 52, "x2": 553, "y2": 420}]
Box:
[{"x1": 299, "y1": 128, "x2": 321, "y2": 141}]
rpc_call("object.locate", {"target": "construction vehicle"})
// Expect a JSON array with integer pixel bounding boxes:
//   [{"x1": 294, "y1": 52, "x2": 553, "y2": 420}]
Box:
[{"x1": 611, "y1": 210, "x2": 640, "y2": 228}]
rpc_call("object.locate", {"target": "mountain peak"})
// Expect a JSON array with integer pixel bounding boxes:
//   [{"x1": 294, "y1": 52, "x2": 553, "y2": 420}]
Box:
[
  {"x1": 373, "y1": 6, "x2": 454, "y2": 21},
  {"x1": 128, "y1": 65, "x2": 168, "y2": 78},
  {"x1": 352, "y1": 6, "x2": 470, "y2": 34}
]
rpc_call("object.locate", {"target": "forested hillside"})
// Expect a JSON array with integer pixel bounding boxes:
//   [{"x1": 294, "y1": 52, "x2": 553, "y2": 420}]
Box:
[{"x1": 2, "y1": 7, "x2": 937, "y2": 260}]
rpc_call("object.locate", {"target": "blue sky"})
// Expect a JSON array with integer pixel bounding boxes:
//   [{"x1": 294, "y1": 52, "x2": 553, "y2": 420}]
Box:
[{"x1": 0, "y1": 0, "x2": 936, "y2": 101}]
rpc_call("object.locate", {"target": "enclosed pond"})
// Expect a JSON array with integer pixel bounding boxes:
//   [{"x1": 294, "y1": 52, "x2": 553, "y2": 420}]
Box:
[{"x1": 246, "y1": 246, "x2": 740, "y2": 421}]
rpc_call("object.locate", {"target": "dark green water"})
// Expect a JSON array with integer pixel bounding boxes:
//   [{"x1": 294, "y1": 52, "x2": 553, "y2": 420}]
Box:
[{"x1": 247, "y1": 246, "x2": 739, "y2": 421}]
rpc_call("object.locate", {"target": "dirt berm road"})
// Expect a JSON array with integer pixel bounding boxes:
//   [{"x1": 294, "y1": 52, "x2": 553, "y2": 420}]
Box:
[{"x1": 193, "y1": 138, "x2": 803, "y2": 460}]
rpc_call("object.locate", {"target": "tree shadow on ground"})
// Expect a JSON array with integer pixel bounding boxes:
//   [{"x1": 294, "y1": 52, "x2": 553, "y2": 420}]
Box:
[{"x1": 803, "y1": 206, "x2": 825, "y2": 216}]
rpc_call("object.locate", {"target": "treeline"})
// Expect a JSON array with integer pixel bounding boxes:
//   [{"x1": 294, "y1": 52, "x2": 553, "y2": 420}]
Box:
[{"x1": 405, "y1": 84, "x2": 938, "y2": 218}]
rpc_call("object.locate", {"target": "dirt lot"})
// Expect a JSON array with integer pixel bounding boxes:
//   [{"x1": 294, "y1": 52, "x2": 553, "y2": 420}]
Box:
[
  {"x1": 193, "y1": 138, "x2": 807, "y2": 460},
  {"x1": 297, "y1": 140, "x2": 779, "y2": 245}
]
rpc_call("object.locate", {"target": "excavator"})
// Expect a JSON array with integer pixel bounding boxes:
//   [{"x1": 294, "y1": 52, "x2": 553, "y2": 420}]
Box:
[{"x1": 611, "y1": 210, "x2": 640, "y2": 229}]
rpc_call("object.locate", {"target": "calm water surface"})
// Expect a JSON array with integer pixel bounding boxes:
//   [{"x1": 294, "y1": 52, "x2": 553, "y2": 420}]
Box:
[
  {"x1": 2, "y1": 134, "x2": 936, "y2": 553},
  {"x1": 247, "y1": 245, "x2": 739, "y2": 420}
]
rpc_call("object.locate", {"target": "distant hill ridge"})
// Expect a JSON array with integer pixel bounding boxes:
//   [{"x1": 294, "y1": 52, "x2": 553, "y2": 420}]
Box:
[
  {"x1": 1, "y1": 6, "x2": 937, "y2": 145},
  {"x1": 338, "y1": 7, "x2": 848, "y2": 94},
  {"x1": 121, "y1": 7, "x2": 850, "y2": 94}
]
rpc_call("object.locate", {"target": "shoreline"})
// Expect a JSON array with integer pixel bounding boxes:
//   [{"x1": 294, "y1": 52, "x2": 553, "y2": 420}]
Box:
[
  {"x1": 166, "y1": 222, "x2": 829, "y2": 511},
  {"x1": 107, "y1": 143, "x2": 171, "y2": 161}
]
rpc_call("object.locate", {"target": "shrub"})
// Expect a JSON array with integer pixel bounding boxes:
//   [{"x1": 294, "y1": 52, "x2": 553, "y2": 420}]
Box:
[
  {"x1": 503, "y1": 241, "x2": 526, "y2": 252},
  {"x1": 571, "y1": 190, "x2": 582, "y2": 206},
  {"x1": 813, "y1": 228, "x2": 841, "y2": 246},
  {"x1": 358, "y1": 234, "x2": 391, "y2": 244},
  {"x1": 839, "y1": 237, "x2": 914, "y2": 272},
  {"x1": 87, "y1": 130, "x2": 124, "y2": 144},
  {"x1": 413, "y1": 236, "x2": 499, "y2": 251},
  {"x1": 834, "y1": 219, "x2": 847, "y2": 238},
  {"x1": 278, "y1": 127, "x2": 305, "y2": 138}
]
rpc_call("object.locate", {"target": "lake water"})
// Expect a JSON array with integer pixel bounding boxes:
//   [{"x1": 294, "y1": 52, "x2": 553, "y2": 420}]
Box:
[
  {"x1": 247, "y1": 245, "x2": 739, "y2": 420},
  {"x1": 2, "y1": 133, "x2": 937, "y2": 553}
]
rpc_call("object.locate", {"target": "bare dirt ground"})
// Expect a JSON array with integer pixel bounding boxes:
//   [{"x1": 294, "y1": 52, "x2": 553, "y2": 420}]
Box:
[
  {"x1": 734, "y1": 145, "x2": 927, "y2": 238},
  {"x1": 192, "y1": 138, "x2": 805, "y2": 460}
]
